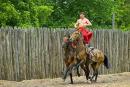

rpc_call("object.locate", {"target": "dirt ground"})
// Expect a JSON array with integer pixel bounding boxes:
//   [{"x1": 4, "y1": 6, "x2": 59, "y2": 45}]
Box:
[{"x1": 0, "y1": 72, "x2": 130, "y2": 87}]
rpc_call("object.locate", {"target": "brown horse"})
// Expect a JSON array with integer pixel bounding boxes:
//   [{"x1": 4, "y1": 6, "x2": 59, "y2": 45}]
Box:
[
  {"x1": 62, "y1": 35, "x2": 80, "y2": 84},
  {"x1": 68, "y1": 30, "x2": 110, "y2": 82},
  {"x1": 87, "y1": 48, "x2": 110, "y2": 82},
  {"x1": 62, "y1": 31, "x2": 90, "y2": 84}
]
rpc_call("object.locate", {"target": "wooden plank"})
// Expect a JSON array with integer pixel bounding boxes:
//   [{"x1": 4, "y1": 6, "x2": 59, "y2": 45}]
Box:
[
  {"x1": 8, "y1": 29, "x2": 14, "y2": 80},
  {"x1": 26, "y1": 30, "x2": 30, "y2": 80},
  {"x1": 43, "y1": 29, "x2": 49, "y2": 78},
  {"x1": 31, "y1": 29, "x2": 37, "y2": 79},
  {"x1": 0, "y1": 29, "x2": 2, "y2": 80},
  {"x1": 38, "y1": 29, "x2": 42, "y2": 79},
  {"x1": 2, "y1": 29, "x2": 6, "y2": 80},
  {"x1": 49, "y1": 29, "x2": 53, "y2": 78},
  {"x1": 118, "y1": 31, "x2": 121, "y2": 73},
  {"x1": 41, "y1": 29, "x2": 45, "y2": 78},
  {"x1": 119, "y1": 31, "x2": 123, "y2": 73},
  {"x1": 108, "y1": 30, "x2": 113, "y2": 74},
  {"x1": 128, "y1": 32, "x2": 130, "y2": 71},
  {"x1": 52, "y1": 30, "x2": 57, "y2": 78},
  {"x1": 102, "y1": 30, "x2": 105, "y2": 74},
  {"x1": 21, "y1": 30, "x2": 26, "y2": 80},
  {"x1": 57, "y1": 30, "x2": 62, "y2": 77},
  {"x1": 5, "y1": 30, "x2": 10, "y2": 80},
  {"x1": 123, "y1": 33, "x2": 128, "y2": 72},
  {"x1": 29, "y1": 30, "x2": 32, "y2": 79}
]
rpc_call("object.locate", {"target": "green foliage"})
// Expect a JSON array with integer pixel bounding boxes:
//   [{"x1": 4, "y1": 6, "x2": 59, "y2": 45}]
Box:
[
  {"x1": 114, "y1": 0, "x2": 130, "y2": 30},
  {"x1": 46, "y1": 0, "x2": 115, "y2": 27},
  {"x1": 0, "y1": 2, "x2": 19, "y2": 26},
  {"x1": 36, "y1": 6, "x2": 53, "y2": 26},
  {"x1": 0, "y1": 0, "x2": 130, "y2": 30},
  {"x1": 0, "y1": 0, "x2": 54, "y2": 27}
]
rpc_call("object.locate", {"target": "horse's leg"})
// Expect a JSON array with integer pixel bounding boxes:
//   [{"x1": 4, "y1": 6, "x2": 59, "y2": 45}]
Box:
[
  {"x1": 75, "y1": 59, "x2": 81, "y2": 77},
  {"x1": 75, "y1": 60, "x2": 84, "y2": 69},
  {"x1": 85, "y1": 64, "x2": 90, "y2": 80},
  {"x1": 63, "y1": 64, "x2": 69, "y2": 81},
  {"x1": 63, "y1": 63, "x2": 76, "y2": 83},
  {"x1": 69, "y1": 72, "x2": 73, "y2": 84},
  {"x1": 68, "y1": 63, "x2": 77, "y2": 84},
  {"x1": 94, "y1": 63, "x2": 102, "y2": 82},
  {"x1": 91, "y1": 63, "x2": 100, "y2": 82},
  {"x1": 63, "y1": 66, "x2": 74, "y2": 84},
  {"x1": 80, "y1": 63, "x2": 90, "y2": 81},
  {"x1": 90, "y1": 62, "x2": 97, "y2": 82},
  {"x1": 76, "y1": 65, "x2": 80, "y2": 77},
  {"x1": 94, "y1": 69, "x2": 98, "y2": 82},
  {"x1": 73, "y1": 59, "x2": 81, "y2": 77}
]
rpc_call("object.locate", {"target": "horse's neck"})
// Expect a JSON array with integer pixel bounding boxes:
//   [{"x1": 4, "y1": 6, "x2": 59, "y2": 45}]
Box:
[
  {"x1": 76, "y1": 38, "x2": 85, "y2": 52},
  {"x1": 64, "y1": 45, "x2": 75, "y2": 57}
]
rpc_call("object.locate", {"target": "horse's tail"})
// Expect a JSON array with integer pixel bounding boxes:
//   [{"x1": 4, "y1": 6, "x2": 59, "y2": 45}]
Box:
[{"x1": 104, "y1": 55, "x2": 110, "y2": 69}]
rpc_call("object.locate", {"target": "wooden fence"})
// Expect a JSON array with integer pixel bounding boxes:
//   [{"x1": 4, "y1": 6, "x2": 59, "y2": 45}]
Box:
[{"x1": 0, "y1": 28, "x2": 130, "y2": 81}]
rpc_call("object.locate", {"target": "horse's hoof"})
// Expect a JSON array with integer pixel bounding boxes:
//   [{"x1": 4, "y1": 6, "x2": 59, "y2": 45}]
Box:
[
  {"x1": 90, "y1": 79, "x2": 93, "y2": 83},
  {"x1": 90, "y1": 80, "x2": 94, "y2": 84},
  {"x1": 69, "y1": 82, "x2": 74, "y2": 84},
  {"x1": 94, "y1": 80, "x2": 97, "y2": 83},
  {"x1": 77, "y1": 74, "x2": 81, "y2": 77},
  {"x1": 62, "y1": 76, "x2": 66, "y2": 82},
  {"x1": 62, "y1": 78, "x2": 65, "y2": 82},
  {"x1": 90, "y1": 80, "x2": 96, "y2": 83}
]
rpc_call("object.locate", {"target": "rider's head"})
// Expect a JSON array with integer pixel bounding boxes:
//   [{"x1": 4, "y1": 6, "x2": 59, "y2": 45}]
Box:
[{"x1": 80, "y1": 12, "x2": 85, "y2": 19}]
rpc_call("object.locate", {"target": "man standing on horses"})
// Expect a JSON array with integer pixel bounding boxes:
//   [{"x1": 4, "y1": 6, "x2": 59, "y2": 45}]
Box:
[{"x1": 74, "y1": 12, "x2": 93, "y2": 47}]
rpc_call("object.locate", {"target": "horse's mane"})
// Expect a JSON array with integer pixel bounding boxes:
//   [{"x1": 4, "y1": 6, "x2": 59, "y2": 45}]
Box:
[{"x1": 78, "y1": 32, "x2": 86, "y2": 45}]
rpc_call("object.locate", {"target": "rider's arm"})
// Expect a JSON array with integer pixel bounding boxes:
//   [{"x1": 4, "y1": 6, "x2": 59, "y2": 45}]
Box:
[
  {"x1": 84, "y1": 18, "x2": 92, "y2": 27},
  {"x1": 74, "y1": 20, "x2": 80, "y2": 30},
  {"x1": 74, "y1": 21, "x2": 78, "y2": 28}
]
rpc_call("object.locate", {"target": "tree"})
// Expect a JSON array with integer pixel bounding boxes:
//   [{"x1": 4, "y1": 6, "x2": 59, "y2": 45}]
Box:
[
  {"x1": 0, "y1": 0, "x2": 54, "y2": 27},
  {"x1": 114, "y1": 0, "x2": 130, "y2": 30},
  {"x1": 46, "y1": 0, "x2": 115, "y2": 28},
  {"x1": 0, "y1": 2, "x2": 19, "y2": 26},
  {"x1": 0, "y1": 0, "x2": 130, "y2": 30}
]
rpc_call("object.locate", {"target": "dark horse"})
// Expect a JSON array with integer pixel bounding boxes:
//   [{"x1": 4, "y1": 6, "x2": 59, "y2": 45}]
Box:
[{"x1": 62, "y1": 31, "x2": 90, "y2": 84}]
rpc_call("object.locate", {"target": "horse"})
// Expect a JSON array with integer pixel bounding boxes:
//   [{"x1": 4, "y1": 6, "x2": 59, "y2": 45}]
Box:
[
  {"x1": 87, "y1": 48, "x2": 110, "y2": 82},
  {"x1": 62, "y1": 30, "x2": 90, "y2": 84},
  {"x1": 68, "y1": 30, "x2": 110, "y2": 82},
  {"x1": 62, "y1": 35, "x2": 80, "y2": 84}
]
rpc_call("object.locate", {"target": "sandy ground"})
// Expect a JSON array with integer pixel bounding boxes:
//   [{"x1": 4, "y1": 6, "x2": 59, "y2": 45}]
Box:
[{"x1": 0, "y1": 72, "x2": 130, "y2": 87}]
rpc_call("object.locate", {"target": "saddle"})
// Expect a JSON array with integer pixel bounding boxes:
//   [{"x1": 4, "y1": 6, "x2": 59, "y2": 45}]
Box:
[
  {"x1": 88, "y1": 47, "x2": 94, "y2": 57},
  {"x1": 87, "y1": 47, "x2": 98, "y2": 62}
]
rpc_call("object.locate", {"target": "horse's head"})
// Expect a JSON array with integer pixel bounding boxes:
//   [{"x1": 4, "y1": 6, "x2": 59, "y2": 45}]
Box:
[
  {"x1": 69, "y1": 30, "x2": 81, "y2": 42},
  {"x1": 67, "y1": 30, "x2": 82, "y2": 48},
  {"x1": 62, "y1": 31, "x2": 78, "y2": 50},
  {"x1": 62, "y1": 35, "x2": 76, "y2": 56}
]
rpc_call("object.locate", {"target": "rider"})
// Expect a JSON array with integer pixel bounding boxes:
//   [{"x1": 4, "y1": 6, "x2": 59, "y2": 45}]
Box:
[{"x1": 74, "y1": 12, "x2": 93, "y2": 47}]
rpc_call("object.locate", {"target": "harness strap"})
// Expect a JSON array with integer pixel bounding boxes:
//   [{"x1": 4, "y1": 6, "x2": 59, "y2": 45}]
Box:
[{"x1": 88, "y1": 48, "x2": 95, "y2": 59}]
